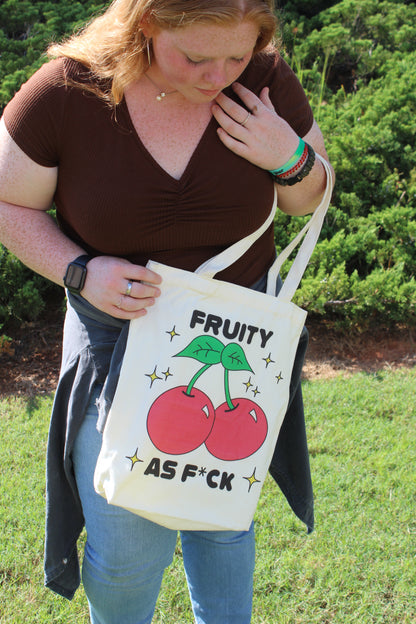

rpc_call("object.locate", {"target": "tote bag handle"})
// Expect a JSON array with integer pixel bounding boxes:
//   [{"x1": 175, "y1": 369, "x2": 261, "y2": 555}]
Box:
[
  {"x1": 195, "y1": 154, "x2": 333, "y2": 303},
  {"x1": 267, "y1": 154, "x2": 333, "y2": 300},
  {"x1": 194, "y1": 188, "x2": 277, "y2": 278}
]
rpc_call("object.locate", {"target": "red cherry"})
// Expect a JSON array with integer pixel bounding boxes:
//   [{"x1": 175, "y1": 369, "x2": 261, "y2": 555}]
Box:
[
  {"x1": 147, "y1": 386, "x2": 215, "y2": 455},
  {"x1": 205, "y1": 398, "x2": 268, "y2": 461}
]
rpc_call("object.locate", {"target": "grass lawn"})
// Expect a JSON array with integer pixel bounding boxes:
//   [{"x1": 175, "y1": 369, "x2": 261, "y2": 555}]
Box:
[{"x1": 1, "y1": 368, "x2": 415, "y2": 623}]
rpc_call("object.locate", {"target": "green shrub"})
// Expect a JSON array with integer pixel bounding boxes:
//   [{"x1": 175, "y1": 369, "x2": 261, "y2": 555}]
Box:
[
  {"x1": 281, "y1": 0, "x2": 416, "y2": 97},
  {"x1": 0, "y1": 247, "x2": 60, "y2": 329},
  {"x1": 277, "y1": 0, "x2": 340, "y2": 20},
  {"x1": 273, "y1": 1, "x2": 416, "y2": 328},
  {"x1": 0, "y1": 0, "x2": 106, "y2": 110},
  {"x1": 1, "y1": 0, "x2": 415, "y2": 330}
]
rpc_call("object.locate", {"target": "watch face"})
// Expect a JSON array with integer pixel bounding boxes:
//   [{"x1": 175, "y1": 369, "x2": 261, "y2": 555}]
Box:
[{"x1": 65, "y1": 263, "x2": 86, "y2": 291}]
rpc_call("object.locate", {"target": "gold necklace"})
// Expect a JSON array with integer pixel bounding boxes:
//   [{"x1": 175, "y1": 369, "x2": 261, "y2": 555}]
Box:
[{"x1": 144, "y1": 73, "x2": 178, "y2": 102}]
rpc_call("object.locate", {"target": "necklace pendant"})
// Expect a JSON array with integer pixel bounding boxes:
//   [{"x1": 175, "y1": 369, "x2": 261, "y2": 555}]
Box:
[{"x1": 145, "y1": 73, "x2": 176, "y2": 101}]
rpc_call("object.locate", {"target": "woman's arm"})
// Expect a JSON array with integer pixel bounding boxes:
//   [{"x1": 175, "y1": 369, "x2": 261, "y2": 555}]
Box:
[
  {"x1": 212, "y1": 83, "x2": 335, "y2": 216},
  {"x1": 0, "y1": 118, "x2": 83, "y2": 282},
  {"x1": 0, "y1": 118, "x2": 161, "y2": 319},
  {"x1": 274, "y1": 119, "x2": 333, "y2": 216}
]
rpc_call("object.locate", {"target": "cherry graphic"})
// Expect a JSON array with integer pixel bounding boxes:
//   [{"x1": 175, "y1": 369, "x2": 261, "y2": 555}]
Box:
[
  {"x1": 146, "y1": 335, "x2": 268, "y2": 460},
  {"x1": 147, "y1": 386, "x2": 215, "y2": 455},
  {"x1": 205, "y1": 398, "x2": 268, "y2": 461},
  {"x1": 204, "y1": 342, "x2": 268, "y2": 461},
  {"x1": 147, "y1": 336, "x2": 223, "y2": 455}
]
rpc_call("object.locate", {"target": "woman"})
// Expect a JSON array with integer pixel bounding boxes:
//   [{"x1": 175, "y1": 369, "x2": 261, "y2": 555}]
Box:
[{"x1": 0, "y1": 0, "x2": 333, "y2": 622}]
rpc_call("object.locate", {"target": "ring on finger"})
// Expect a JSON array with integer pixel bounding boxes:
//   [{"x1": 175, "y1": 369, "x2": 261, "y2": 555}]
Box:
[
  {"x1": 125, "y1": 281, "x2": 133, "y2": 297},
  {"x1": 240, "y1": 111, "x2": 251, "y2": 127}
]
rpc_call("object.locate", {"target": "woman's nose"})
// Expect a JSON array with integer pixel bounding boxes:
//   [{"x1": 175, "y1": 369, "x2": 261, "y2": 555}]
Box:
[{"x1": 203, "y1": 62, "x2": 228, "y2": 88}]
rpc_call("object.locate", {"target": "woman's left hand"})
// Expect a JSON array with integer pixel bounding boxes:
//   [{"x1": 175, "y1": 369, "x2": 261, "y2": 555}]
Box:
[{"x1": 212, "y1": 82, "x2": 300, "y2": 172}]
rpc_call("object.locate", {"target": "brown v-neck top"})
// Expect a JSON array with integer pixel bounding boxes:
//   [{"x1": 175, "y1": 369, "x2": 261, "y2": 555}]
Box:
[{"x1": 4, "y1": 54, "x2": 313, "y2": 287}]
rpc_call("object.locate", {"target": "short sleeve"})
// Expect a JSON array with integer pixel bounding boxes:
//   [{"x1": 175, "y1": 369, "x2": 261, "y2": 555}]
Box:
[
  {"x1": 240, "y1": 52, "x2": 314, "y2": 138},
  {"x1": 2, "y1": 58, "x2": 68, "y2": 167},
  {"x1": 269, "y1": 56, "x2": 314, "y2": 137}
]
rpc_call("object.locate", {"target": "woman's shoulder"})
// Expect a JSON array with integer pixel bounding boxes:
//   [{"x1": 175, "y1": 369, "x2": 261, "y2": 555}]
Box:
[
  {"x1": 240, "y1": 49, "x2": 314, "y2": 137},
  {"x1": 240, "y1": 49, "x2": 294, "y2": 93},
  {"x1": 2, "y1": 57, "x2": 91, "y2": 167},
  {"x1": 4, "y1": 57, "x2": 91, "y2": 116},
  {"x1": 15, "y1": 56, "x2": 95, "y2": 99}
]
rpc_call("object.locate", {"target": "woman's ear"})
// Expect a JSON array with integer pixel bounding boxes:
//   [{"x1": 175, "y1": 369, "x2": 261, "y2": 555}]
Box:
[{"x1": 139, "y1": 14, "x2": 156, "y2": 38}]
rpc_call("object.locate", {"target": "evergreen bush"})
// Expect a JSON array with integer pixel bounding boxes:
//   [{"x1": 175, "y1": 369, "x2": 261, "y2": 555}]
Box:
[
  {"x1": 0, "y1": 247, "x2": 60, "y2": 331},
  {"x1": 275, "y1": 0, "x2": 416, "y2": 327},
  {"x1": 0, "y1": 0, "x2": 105, "y2": 110},
  {"x1": 1, "y1": 0, "x2": 415, "y2": 329}
]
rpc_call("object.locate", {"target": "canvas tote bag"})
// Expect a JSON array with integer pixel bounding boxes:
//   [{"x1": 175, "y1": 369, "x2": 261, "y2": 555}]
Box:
[{"x1": 94, "y1": 155, "x2": 333, "y2": 531}]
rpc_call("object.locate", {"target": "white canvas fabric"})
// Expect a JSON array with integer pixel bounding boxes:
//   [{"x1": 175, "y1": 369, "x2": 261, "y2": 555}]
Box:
[{"x1": 94, "y1": 155, "x2": 333, "y2": 531}]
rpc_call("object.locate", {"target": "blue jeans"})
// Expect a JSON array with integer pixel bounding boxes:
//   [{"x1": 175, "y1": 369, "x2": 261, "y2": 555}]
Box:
[{"x1": 72, "y1": 391, "x2": 255, "y2": 624}]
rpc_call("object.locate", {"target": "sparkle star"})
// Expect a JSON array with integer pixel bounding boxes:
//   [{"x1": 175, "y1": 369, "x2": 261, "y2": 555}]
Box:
[
  {"x1": 162, "y1": 368, "x2": 173, "y2": 381},
  {"x1": 145, "y1": 365, "x2": 163, "y2": 387},
  {"x1": 252, "y1": 386, "x2": 260, "y2": 397},
  {"x1": 243, "y1": 468, "x2": 261, "y2": 492},
  {"x1": 244, "y1": 377, "x2": 253, "y2": 392},
  {"x1": 262, "y1": 352, "x2": 275, "y2": 368},
  {"x1": 275, "y1": 371, "x2": 284, "y2": 384},
  {"x1": 166, "y1": 326, "x2": 180, "y2": 341},
  {"x1": 126, "y1": 448, "x2": 143, "y2": 472}
]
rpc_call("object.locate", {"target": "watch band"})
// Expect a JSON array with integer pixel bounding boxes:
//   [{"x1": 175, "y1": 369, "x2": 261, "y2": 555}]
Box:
[
  {"x1": 71, "y1": 254, "x2": 92, "y2": 267},
  {"x1": 63, "y1": 254, "x2": 92, "y2": 294}
]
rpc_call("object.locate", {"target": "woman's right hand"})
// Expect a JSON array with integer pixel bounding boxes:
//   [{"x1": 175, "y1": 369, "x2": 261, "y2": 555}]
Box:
[{"x1": 81, "y1": 256, "x2": 162, "y2": 320}]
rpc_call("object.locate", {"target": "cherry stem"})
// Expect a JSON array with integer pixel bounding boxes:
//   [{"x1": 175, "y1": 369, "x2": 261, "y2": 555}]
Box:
[
  {"x1": 224, "y1": 369, "x2": 235, "y2": 410},
  {"x1": 186, "y1": 364, "x2": 211, "y2": 395}
]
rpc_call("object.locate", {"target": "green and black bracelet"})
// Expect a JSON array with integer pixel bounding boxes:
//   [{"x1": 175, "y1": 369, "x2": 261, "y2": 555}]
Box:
[{"x1": 269, "y1": 142, "x2": 316, "y2": 186}]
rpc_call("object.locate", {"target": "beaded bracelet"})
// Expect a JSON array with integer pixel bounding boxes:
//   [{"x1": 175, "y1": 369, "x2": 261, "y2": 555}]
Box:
[
  {"x1": 269, "y1": 137, "x2": 305, "y2": 177},
  {"x1": 272, "y1": 143, "x2": 316, "y2": 186}
]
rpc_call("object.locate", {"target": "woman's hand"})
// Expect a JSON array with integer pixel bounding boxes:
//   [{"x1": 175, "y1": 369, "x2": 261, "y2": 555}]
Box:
[
  {"x1": 81, "y1": 256, "x2": 162, "y2": 320},
  {"x1": 212, "y1": 82, "x2": 334, "y2": 216},
  {"x1": 212, "y1": 82, "x2": 300, "y2": 171}
]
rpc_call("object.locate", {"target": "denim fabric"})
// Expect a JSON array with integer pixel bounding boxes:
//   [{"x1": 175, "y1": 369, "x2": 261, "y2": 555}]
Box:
[
  {"x1": 73, "y1": 392, "x2": 255, "y2": 624},
  {"x1": 44, "y1": 294, "x2": 128, "y2": 599},
  {"x1": 44, "y1": 274, "x2": 313, "y2": 600}
]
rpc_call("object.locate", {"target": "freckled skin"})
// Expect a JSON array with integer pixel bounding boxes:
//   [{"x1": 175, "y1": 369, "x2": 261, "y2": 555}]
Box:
[{"x1": 145, "y1": 21, "x2": 260, "y2": 104}]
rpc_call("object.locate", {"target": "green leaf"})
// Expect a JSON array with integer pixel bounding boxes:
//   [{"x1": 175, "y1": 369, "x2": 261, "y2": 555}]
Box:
[
  {"x1": 175, "y1": 336, "x2": 224, "y2": 364},
  {"x1": 221, "y1": 343, "x2": 253, "y2": 372}
]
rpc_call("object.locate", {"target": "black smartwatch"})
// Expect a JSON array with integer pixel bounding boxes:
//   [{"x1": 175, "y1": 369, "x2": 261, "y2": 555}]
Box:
[{"x1": 63, "y1": 254, "x2": 92, "y2": 295}]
